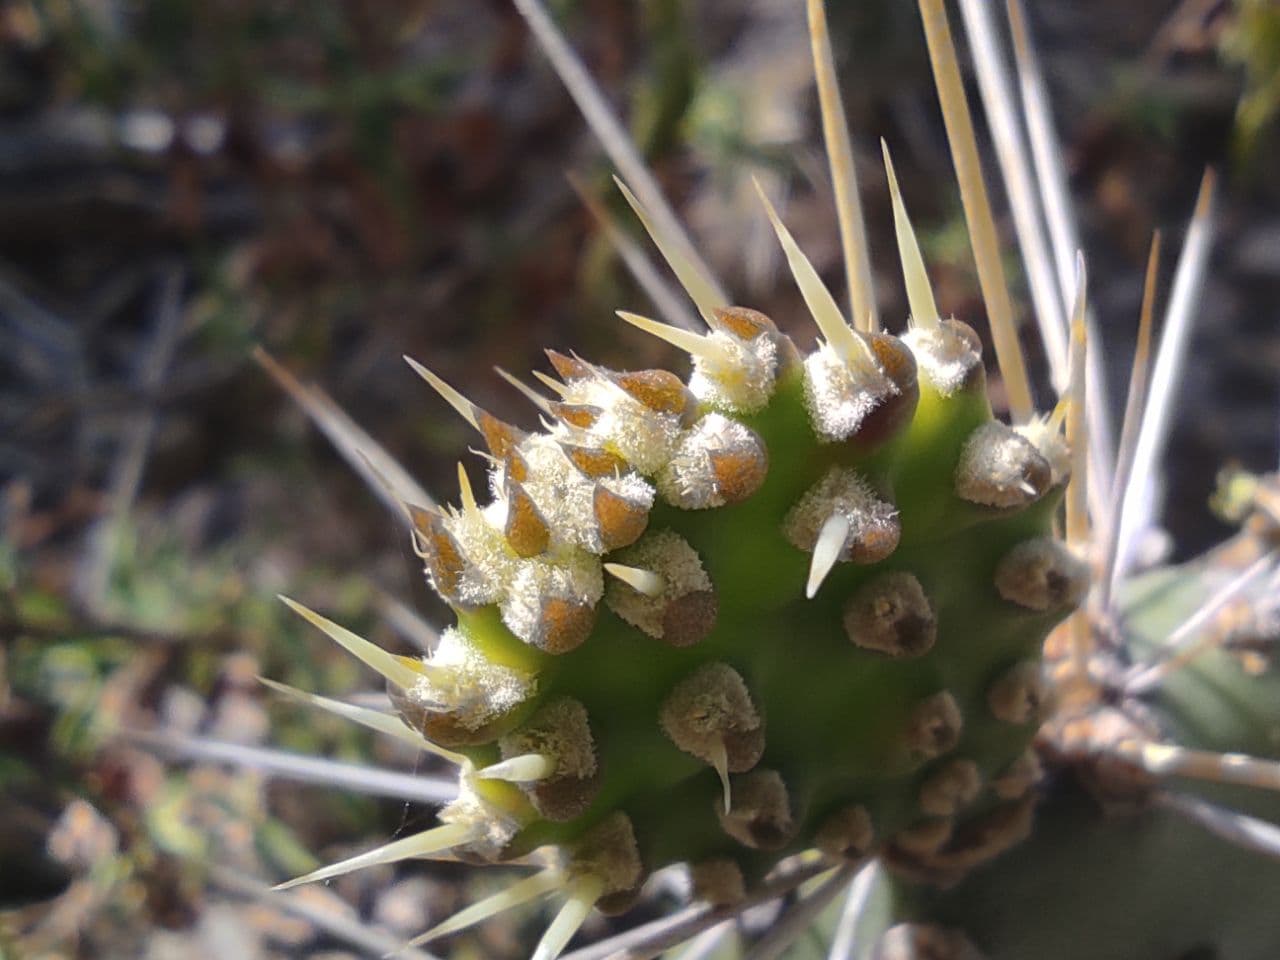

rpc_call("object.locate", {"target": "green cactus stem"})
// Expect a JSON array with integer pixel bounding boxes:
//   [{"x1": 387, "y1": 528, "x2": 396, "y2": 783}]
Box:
[{"x1": 268, "y1": 143, "x2": 1086, "y2": 955}]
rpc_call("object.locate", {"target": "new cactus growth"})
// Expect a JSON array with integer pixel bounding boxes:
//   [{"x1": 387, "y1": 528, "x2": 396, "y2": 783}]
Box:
[
  {"x1": 275, "y1": 232, "x2": 1075, "y2": 950},
  {"x1": 248, "y1": 0, "x2": 1280, "y2": 957}
]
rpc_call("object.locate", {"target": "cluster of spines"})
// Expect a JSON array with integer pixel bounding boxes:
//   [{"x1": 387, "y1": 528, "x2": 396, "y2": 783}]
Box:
[
  {"x1": 404, "y1": 306, "x2": 793, "y2": 661},
  {"x1": 259, "y1": 141, "x2": 1097, "y2": 954},
  {"x1": 253, "y1": 0, "x2": 1111, "y2": 952}
]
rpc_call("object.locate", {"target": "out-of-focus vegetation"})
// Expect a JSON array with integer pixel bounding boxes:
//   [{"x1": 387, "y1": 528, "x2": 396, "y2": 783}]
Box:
[
  {"x1": 1, "y1": 0, "x2": 1276, "y2": 956},
  {"x1": 1222, "y1": 0, "x2": 1280, "y2": 160}
]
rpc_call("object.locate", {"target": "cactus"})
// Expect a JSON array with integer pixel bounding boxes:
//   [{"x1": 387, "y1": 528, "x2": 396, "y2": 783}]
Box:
[{"x1": 252, "y1": 1, "x2": 1280, "y2": 958}]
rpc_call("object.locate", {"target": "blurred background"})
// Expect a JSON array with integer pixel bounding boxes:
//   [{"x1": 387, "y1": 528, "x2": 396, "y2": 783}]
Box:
[{"x1": 1, "y1": 0, "x2": 1278, "y2": 957}]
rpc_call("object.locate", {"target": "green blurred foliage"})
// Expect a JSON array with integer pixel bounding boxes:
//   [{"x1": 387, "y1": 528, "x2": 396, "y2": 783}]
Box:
[{"x1": 1223, "y1": 0, "x2": 1280, "y2": 159}]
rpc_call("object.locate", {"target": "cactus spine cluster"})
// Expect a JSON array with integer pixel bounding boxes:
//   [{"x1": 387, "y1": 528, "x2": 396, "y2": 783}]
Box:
[
  {"x1": 276, "y1": 202, "x2": 1085, "y2": 953},
  {"x1": 256, "y1": 0, "x2": 1280, "y2": 958}
]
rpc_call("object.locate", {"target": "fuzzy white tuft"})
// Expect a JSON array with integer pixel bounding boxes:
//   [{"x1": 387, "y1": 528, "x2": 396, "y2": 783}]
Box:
[{"x1": 802, "y1": 342, "x2": 897, "y2": 442}]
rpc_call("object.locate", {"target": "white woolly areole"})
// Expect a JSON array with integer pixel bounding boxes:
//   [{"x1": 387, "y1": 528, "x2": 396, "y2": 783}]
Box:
[
  {"x1": 657, "y1": 413, "x2": 764, "y2": 510},
  {"x1": 802, "y1": 342, "x2": 897, "y2": 442},
  {"x1": 902, "y1": 323, "x2": 979, "y2": 396},
  {"x1": 408, "y1": 626, "x2": 536, "y2": 732},
  {"x1": 688, "y1": 330, "x2": 778, "y2": 414},
  {"x1": 955, "y1": 422, "x2": 1051, "y2": 508},
  {"x1": 441, "y1": 504, "x2": 517, "y2": 606},
  {"x1": 1015, "y1": 415, "x2": 1071, "y2": 485},
  {"x1": 558, "y1": 374, "x2": 684, "y2": 474},
  {"x1": 783, "y1": 466, "x2": 899, "y2": 559},
  {"x1": 500, "y1": 545, "x2": 604, "y2": 644},
  {"x1": 440, "y1": 778, "x2": 522, "y2": 860},
  {"x1": 605, "y1": 530, "x2": 711, "y2": 639},
  {"x1": 510, "y1": 435, "x2": 654, "y2": 554},
  {"x1": 509, "y1": 436, "x2": 597, "y2": 547}
]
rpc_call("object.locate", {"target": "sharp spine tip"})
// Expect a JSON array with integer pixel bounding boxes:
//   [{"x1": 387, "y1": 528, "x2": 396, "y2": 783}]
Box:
[
  {"x1": 532, "y1": 369, "x2": 570, "y2": 397},
  {"x1": 806, "y1": 513, "x2": 849, "y2": 599},
  {"x1": 807, "y1": 0, "x2": 878, "y2": 331},
  {"x1": 274, "y1": 822, "x2": 476, "y2": 891},
  {"x1": 616, "y1": 310, "x2": 717, "y2": 362},
  {"x1": 709, "y1": 738, "x2": 732, "y2": 814},
  {"x1": 495, "y1": 366, "x2": 554, "y2": 414},
  {"x1": 279, "y1": 596, "x2": 423, "y2": 691},
  {"x1": 613, "y1": 175, "x2": 725, "y2": 326},
  {"x1": 256, "y1": 676, "x2": 448, "y2": 757},
  {"x1": 751, "y1": 176, "x2": 874, "y2": 372},
  {"x1": 881, "y1": 139, "x2": 940, "y2": 330},
  {"x1": 404, "y1": 356, "x2": 480, "y2": 430},
  {"x1": 456, "y1": 462, "x2": 479, "y2": 514},
  {"x1": 1194, "y1": 167, "x2": 1217, "y2": 220}
]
